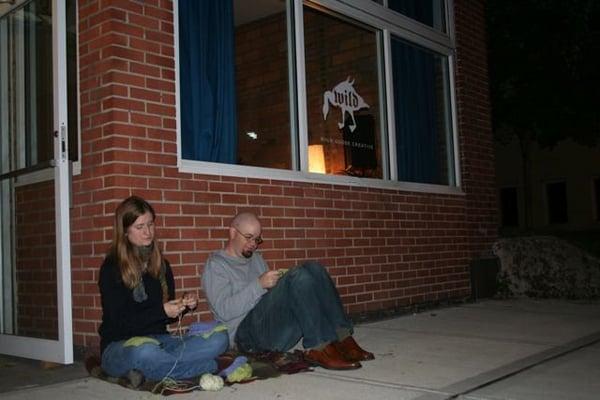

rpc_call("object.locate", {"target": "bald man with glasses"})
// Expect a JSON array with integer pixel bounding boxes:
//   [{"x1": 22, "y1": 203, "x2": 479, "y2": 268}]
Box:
[{"x1": 202, "y1": 212, "x2": 374, "y2": 370}]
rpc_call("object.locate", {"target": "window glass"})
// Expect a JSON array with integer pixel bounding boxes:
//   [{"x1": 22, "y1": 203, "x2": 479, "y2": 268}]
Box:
[
  {"x1": 391, "y1": 37, "x2": 454, "y2": 185},
  {"x1": 67, "y1": 0, "x2": 78, "y2": 162},
  {"x1": 546, "y1": 182, "x2": 568, "y2": 224},
  {"x1": 388, "y1": 0, "x2": 446, "y2": 32},
  {"x1": 0, "y1": 0, "x2": 78, "y2": 174},
  {"x1": 178, "y1": 0, "x2": 293, "y2": 169},
  {"x1": 1, "y1": 0, "x2": 53, "y2": 172},
  {"x1": 500, "y1": 187, "x2": 519, "y2": 227},
  {"x1": 304, "y1": 6, "x2": 384, "y2": 178},
  {"x1": 594, "y1": 178, "x2": 599, "y2": 221}
]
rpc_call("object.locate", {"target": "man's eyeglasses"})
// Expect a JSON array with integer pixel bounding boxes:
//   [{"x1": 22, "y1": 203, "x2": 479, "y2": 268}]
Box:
[{"x1": 233, "y1": 226, "x2": 263, "y2": 245}]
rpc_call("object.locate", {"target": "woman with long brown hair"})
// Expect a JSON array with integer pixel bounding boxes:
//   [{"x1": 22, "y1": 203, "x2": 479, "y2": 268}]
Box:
[{"x1": 98, "y1": 196, "x2": 228, "y2": 383}]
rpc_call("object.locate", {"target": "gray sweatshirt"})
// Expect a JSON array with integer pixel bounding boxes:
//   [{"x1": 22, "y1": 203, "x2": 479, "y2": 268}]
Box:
[{"x1": 202, "y1": 250, "x2": 268, "y2": 347}]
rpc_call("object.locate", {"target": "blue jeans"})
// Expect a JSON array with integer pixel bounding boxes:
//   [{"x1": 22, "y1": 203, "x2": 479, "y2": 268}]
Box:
[
  {"x1": 101, "y1": 331, "x2": 228, "y2": 381},
  {"x1": 236, "y1": 261, "x2": 353, "y2": 352}
]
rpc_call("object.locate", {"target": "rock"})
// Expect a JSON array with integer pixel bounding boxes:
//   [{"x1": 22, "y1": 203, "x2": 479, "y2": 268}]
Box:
[{"x1": 492, "y1": 236, "x2": 600, "y2": 299}]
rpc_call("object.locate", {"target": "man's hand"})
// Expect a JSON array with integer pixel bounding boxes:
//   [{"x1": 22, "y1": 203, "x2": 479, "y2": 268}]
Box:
[
  {"x1": 259, "y1": 270, "x2": 281, "y2": 289},
  {"x1": 164, "y1": 299, "x2": 186, "y2": 318}
]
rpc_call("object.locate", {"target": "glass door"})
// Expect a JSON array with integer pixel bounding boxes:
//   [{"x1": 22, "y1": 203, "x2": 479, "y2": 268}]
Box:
[{"x1": 0, "y1": 0, "x2": 72, "y2": 364}]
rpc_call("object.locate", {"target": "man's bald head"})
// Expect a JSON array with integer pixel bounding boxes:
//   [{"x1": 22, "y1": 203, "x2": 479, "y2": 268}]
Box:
[{"x1": 230, "y1": 212, "x2": 260, "y2": 230}]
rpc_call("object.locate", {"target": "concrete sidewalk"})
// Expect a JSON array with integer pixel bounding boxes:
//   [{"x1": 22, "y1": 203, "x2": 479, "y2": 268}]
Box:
[{"x1": 2, "y1": 298, "x2": 600, "y2": 400}]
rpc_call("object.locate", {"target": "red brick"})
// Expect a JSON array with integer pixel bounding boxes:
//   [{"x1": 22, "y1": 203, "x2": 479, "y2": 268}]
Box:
[
  {"x1": 102, "y1": 45, "x2": 145, "y2": 62},
  {"x1": 130, "y1": 37, "x2": 161, "y2": 54},
  {"x1": 130, "y1": 112, "x2": 162, "y2": 127},
  {"x1": 105, "y1": 20, "x2": 144, "y2": 38},
  {"x1": 102, "y1": 97, "x2": 145, "y2": 112},
  {"x1": 129, "y1": 13, "x2": 160, "y2": 30},
  {"x1": 209, "y1": 182, "x2": 236, "y2": 193},
  {"x1": 129, "y1": 62, "x2": 161, "y2": 78},
  {"x1": 101, "y1": 0, "x2": 144, "y2": 13},
  {"x1": 89, "y1": 7, "x2": 126, "y2": 27},
  {"x1": 144, "y1": 5, "x2": 172, "y2": 21},
  {"x1": 146, "y1": 103, "x2": 175, "y2": 117},
  {"x1": 146, "y1": 77, "x2": 175, "y2": 91},
  {"x1": 130, "y1": 87, "x2": 162, "y2": 102}
]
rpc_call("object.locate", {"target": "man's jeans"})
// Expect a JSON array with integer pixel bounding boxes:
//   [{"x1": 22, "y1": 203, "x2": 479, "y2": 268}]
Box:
[
  {"x1": 236, "y1": 261, "x2": 353, "y2": 352},
  {"x1": 101, "y1": 331, "x2": 228, "y2": 381}
]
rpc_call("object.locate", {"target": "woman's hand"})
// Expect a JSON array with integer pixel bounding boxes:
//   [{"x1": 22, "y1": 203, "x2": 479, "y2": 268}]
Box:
[
  {"x1": 164, "y1": 299, "x2": 186, "y2": 318},
  {"x1": 182, "y1": 292, "x2": 198, "y2": 311}
]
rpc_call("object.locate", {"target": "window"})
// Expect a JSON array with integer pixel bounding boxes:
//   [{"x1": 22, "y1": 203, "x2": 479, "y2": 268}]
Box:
[
  {"x1": 391, "y1": 37, "x2": 454, "y2": 185},
  {"x1": 235, "y1": 3, "x2": 292, "y2": 169},
  {"x1": 546, "y1": 181, "x2": 568, "y2": 224},
  {"x1": 387, "y1": 0, "x2": 446, "y2": 32},
  {"x1": 1, "y1": 0, "x2": 54, "y2": 172},
  {"x1": 178, "y1": 0, "x2": 293, "y2": 169},
  {"x1": 0, "y1": 0, "x2": 79, "y2": 177},
  {"x1": 304, "y1": 7, "x2": 384, "y2": 178},
  {"x1": 499, "y1": 187, "x2": 519, "y2": 227},
  {"x1": 594, "y1": 177, "x2": 600, "y2": 221},
  {"x1": 176, "y1": 0, "x2": 456, "y2": 190}
]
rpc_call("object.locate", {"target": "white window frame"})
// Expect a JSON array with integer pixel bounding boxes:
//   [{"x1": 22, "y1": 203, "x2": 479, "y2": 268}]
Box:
[{"x1": 175, "y1": 0, "x2": 462, "y2": 196}]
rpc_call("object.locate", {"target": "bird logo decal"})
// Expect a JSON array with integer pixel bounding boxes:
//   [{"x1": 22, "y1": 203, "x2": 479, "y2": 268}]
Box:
[{"x1": 322, "y1": 77, "x2": 369, "y2": 132}]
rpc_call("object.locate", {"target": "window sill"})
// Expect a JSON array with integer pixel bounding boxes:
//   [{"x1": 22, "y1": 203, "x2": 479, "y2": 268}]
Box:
[{"x1": 179, "y1": 159, "x2": 464, "y2": 196}]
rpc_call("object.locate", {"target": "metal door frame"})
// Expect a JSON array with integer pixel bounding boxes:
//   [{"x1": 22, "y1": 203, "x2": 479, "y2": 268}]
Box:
[{"x1": 0, "y1": 0, "x2": 73, "y2": 364}]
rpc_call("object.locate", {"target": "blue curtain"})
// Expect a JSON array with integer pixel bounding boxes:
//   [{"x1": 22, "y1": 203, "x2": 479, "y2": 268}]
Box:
[
  {"x1": 392, "y1": 39, "x2": 439, "y2": 184},
  {"x1": 179, "y1": 0, "x2": 237, "y2": 163}
]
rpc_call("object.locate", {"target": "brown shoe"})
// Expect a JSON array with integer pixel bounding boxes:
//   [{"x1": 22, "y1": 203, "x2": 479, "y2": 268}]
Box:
[
  {"x1": 304, "y1": 343, "x2": 361, "y2": 370},
  {"x1": 334, "y1": 336, "x2": 375, "y2": 362}
]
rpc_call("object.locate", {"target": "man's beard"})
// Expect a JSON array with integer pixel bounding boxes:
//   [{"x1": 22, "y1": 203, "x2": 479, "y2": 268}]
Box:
[{"x1": 241, "y1": 249, "x2": 253, "y2": 258}]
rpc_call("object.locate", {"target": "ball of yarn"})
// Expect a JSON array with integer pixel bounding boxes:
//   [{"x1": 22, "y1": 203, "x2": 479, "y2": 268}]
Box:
[
  {"x1": 226, "y1": 362, "x2": 253, "y2": 383},
  {"x1": 199, "y1": 373, "x2": 224, "y2": 391}
]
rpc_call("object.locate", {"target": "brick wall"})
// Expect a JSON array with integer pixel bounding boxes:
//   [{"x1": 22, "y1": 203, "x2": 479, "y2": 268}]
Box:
[
  {"x1": 454, "y1": 0, "x2": 498, "y2": 256},
  {"x1": 15, "y1": 181, "x2": 58, "y2": 340},
  {"x1": 72, "y1": 0, "x2": 496, "y2": 351}
]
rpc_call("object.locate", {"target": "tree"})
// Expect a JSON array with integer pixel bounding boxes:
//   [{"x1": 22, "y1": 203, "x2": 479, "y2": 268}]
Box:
[{"x1": 487, "y1": 0, "x2": 600, "y2": 228}]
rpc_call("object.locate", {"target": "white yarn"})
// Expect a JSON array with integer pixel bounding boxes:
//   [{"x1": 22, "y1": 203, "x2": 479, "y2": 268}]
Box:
[{"x1": 199, "y1": 373, "x2": 224, "y2": 391}]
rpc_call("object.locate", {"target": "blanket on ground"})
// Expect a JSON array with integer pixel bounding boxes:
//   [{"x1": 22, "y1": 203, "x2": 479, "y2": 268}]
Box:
[{"x1": 85, "y1": 350, "x2": 312, "y2": 396}]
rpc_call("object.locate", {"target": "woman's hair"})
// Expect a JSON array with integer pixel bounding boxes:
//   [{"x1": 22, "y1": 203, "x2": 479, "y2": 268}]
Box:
[{"x1": 111, "y1": 196, "x2": 162, "y2": 289}]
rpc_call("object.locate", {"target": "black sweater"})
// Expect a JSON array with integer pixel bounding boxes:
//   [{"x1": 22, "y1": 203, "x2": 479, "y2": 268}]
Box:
[{"x1": 98, "y1": 254, "x2": 176, "y2": 353}]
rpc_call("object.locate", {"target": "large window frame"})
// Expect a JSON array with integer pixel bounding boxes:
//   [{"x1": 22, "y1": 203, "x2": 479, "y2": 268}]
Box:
[{"x1": 175, "y1": 0, "x2": 461, "y2": 195}]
